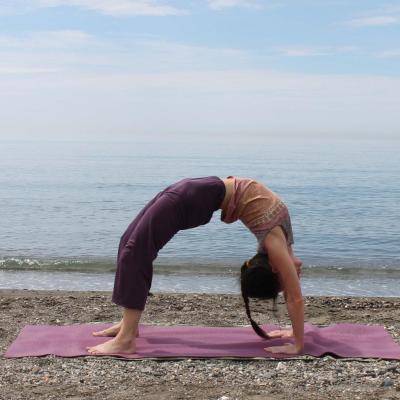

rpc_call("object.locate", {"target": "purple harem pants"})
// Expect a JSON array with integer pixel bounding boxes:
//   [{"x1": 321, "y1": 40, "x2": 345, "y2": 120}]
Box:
[{"x1": 112, "y1": 177, "x2": 225, "y2": 310}]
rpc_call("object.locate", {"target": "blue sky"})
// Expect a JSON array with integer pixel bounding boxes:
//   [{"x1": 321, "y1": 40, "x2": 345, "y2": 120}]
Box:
[{"x1": 1, "y1": 0, "x2": 399, "y2": 141}]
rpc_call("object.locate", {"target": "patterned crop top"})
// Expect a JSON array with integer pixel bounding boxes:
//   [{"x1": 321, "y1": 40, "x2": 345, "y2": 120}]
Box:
[{"x1": 221, "y1": 176, "x2": 294, "y2": 252}]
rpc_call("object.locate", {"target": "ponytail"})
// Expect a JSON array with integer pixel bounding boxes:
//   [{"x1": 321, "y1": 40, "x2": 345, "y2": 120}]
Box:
[
  {"x1": 240, "y1": 254, "x2": 280, "y2": 340},
  {"x1": 242, "y1": 291, "x2": 270, "y2": 339}
]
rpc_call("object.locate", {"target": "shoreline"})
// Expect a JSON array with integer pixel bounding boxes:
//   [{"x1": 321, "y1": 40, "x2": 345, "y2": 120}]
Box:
[
  {"x1": 2, "y1": 256, "x2": 400, "y2": 273},
  {"x1": 1, "y1": 290, "x2": 399, "y2": 399},
  {"x1": 2, "y1": 268, "x2": 400, "y2": 297}
]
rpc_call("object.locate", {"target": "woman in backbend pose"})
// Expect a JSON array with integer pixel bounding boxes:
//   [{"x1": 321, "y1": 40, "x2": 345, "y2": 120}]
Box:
[{"x1": 87, "y1": 176, "x2": 303, "y2": 355}]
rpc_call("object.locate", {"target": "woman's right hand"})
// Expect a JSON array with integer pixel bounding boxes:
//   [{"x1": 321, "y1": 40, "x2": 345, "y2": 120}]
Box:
[
  {"x1": 264, "y1": 342, "x2": 303, "y2": 355},
  {"x1": 267, "y1": 329, "x2": 293, "y2": 338}
]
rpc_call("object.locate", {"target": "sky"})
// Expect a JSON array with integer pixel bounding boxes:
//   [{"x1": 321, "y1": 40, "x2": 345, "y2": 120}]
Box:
[{"x1": 0, "y1": 0, "x2": 399, "y2": 142}]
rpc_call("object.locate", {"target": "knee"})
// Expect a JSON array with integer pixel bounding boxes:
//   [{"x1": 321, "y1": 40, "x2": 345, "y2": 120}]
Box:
[{"x1": 118, "y1": 246, "x2": 134, "y2": 268}]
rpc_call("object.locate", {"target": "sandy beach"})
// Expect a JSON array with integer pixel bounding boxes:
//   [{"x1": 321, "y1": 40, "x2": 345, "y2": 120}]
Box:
[{"x1": 0, "y1": 289, "x2": 399, "y2": 400}]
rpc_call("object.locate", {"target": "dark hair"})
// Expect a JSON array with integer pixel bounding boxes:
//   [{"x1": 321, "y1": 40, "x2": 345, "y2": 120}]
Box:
[{"x1": 240, "y1": 253, "x2": 280, "y2": 339}]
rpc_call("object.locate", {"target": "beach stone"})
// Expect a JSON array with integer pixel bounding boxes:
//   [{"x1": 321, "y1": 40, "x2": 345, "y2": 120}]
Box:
[
  {"x1": 385, "y1": 365, "x2": 397, "y2": 373},
  {"x1": 365, "y1": 369, "x2": 378, "y2": 377},
  {"x1": 381, "y1": 377, "x2": 394, "y2": 387},
  {"x1": 276, "y1": 362, "x2": 287, "y2": 371},
  {"x1": 1, "y1": 292, "x2": 400, "y2": 400}
]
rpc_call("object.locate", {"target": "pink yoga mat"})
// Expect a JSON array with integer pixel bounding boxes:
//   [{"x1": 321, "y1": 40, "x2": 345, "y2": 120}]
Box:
[{"x1": 5, "y1": 323, "x2": 400, "y2": 360}]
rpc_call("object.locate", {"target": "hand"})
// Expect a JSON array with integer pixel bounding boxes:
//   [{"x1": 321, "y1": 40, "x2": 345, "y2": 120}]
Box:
[
  {"x1": 267, "y1": 329, "x2": 293, "y2": 339},
  {"x1": 264, "y1": 343, "x2": 302, "y2": 355}
]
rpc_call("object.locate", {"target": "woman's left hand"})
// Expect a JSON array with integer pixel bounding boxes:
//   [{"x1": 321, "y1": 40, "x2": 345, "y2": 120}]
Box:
[{"x1": 264, "y1": 343, "x2": 302, "y2": 355}]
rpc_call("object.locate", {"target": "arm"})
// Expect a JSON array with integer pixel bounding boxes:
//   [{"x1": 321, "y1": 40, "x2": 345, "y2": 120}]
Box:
[{"x1": 264, "y1": 232, "x2": 304, "y2": 354}]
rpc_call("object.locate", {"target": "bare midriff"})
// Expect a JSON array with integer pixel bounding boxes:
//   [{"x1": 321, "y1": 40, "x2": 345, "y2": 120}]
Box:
[{"x1": 220, "y1": 177, "x2": 234, "y2": 210}]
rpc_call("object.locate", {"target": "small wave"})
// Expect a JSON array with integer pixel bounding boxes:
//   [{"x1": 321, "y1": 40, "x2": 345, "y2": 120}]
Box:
[
  {"x1": 302, "y1": 264, "x2": 400, "y2": 278},
  {"x1": 1, "y1": 257, "x2": 399, "y2": 278},
  {"x1": 0, "y1": 257, "x2": 116, "y2": 273},
  {"x1": 0, "y1": 257, "x2": 238, "y2": 275},
  {"x1": 0, "y1": 258, "x2": 42, "y2": 268}
]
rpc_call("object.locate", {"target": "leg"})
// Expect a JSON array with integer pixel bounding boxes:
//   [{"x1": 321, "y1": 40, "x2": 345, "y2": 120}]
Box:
[
  {"x1": 112, "y1": 192, "x2": 181, "y2": 310},
  {"x1": 91, "y1": 191, "x2": 173, "y2": 340},
  {"x1": 87, "y1": 308, "x2": 142, "y2": 354},
  {"x1": 90, "y1": 193, "x2": 180, "y2": 354}
]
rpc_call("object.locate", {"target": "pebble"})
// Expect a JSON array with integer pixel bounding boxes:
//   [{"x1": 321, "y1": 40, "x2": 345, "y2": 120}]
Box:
[
  {"x1": 381, "y1": 377, "x2": 394, "y2": 387},
  {"x1": 32, "y1": 366, "x2": 41, "y2": 374},
  {"x1": 1, "y1": 292, "x2": 400, "y2": 400},
  {"x1": 276, "y1": 362, "x2": 287, "y2": 371}
]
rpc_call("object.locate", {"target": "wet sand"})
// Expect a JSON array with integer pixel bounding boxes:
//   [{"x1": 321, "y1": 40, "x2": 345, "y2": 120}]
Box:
[{"x1": 0, "y1": 289, "x2": 399, "y2": 400}]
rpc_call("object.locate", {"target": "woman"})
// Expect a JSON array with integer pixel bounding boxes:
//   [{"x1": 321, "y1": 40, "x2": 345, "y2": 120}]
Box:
[{"x1": 87, "y1": 176, "x2": 303, "y2": 355}]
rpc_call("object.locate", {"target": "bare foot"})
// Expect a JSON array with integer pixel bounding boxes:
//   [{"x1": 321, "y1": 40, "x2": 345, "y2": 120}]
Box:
[
  {"x1": 92, "y1": 322, "x2": 139, "y2": 338},
  {"x1": 87, "y1": 337, "x2": 136, "y2": 355},
  {"x1": 92, "y1": 321, "x2": 122, "y2": 337}
]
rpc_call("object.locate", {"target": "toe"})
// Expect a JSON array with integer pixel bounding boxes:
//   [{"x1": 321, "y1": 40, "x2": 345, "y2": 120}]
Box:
[{"x1": 86, "y1": 346, "x2": 97, "y2": 354}]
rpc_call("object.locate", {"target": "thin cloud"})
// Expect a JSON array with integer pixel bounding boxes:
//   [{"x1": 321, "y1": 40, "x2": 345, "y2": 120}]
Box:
[
  {"x1": 1, "y1": 0, "x2": 187, "y2": 17},
  {"x1": 2, "y1": 69, "x2": 399, "y2": 141},
  {"x1": 381, "y1": 4, "x2": 400, "y2": 14},
  {"x1": 278, "y1": 46, "x2": 357, "y2": 57},
  {"x1": 347, "y1": 15, "x2": 399, "y2": 27},
  {"x1": 279, "y1": 47, "x2": 328, "y2": 57},
  {"x1": 0, "y1": 30, "x2": 94, "y2": 50},
  {"x1": 207, "y1": 0, "x2": 262, "y2": 10},
  {"x1": 378, "y1": 49, "x2": 400, "y2": 58},
  {"x1": 0, "y1": 30, "x2": 99, "y2": 76},
  {"x1": 0, "y1": 32, "x2": 251, "y2": 78},
  {"x1": 0, "y1": 66, "x2": 59, "y2": 74},
  {"x1": 345, "y1": 4, "x2": 400, "y2": 27}
]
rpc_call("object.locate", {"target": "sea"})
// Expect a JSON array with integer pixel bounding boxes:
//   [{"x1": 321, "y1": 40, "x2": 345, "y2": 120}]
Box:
[{"x1": 1, "y1": 138, "x2": 399, "y2": 297}]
